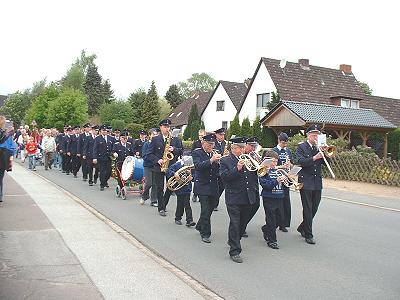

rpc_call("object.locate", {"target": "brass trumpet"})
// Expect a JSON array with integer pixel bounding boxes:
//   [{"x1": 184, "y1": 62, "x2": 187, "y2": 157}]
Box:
[
  {"x1": 276, "y1": 169, "x2": 303, "y2": 190},
  {"x1": 239, "y1": 151, "x2": 269, "y2": 177}
]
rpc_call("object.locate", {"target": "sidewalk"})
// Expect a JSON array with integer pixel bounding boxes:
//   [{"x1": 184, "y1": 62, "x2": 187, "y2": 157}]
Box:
[{"x1": 0, "y1": 164, "x2": 207, "y2": 300}]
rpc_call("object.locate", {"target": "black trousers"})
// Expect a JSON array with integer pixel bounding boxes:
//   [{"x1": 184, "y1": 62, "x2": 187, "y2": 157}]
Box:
[
  {"x1": 142, "y1": 167, "x2": 157, "y2": 203},
  {"x1": 280, "y1": 187, "x2": 291, "y2": 228},
  {"x1": 215, "y1": 176, "x2": 225, "y2": 208},
  {"x1": 98, "y1": 159, "x2": 111, "y2": 188},
  {"x1": 262, "y1": 197, "x2": 283, "y2": 243},
  {"x1": 87, "y1": 161, "x2": 99, "y2": 183},
  {"x1": 81, "y1": 157, "x2": 90, "y2": 179},
  {"x1": 64, "y1": 154, "x2": 72, "y2": 174},
  {"x1": 153, "y1": 171, "x2": 166, "y2": 211},
  {"x1": 298, "y1": 189, "x2": 322, "y2": 239},
  {"x1": 196, "y1": 195, "x2": 218, "y2": 238},
  {"x1": 175, "y1": 194, "x2": 193, "y2": 222},
  {"x1": 163, "y1": 188, "x2": 173, "y2": 209},
  {"x1": 243, "y1": 200, "x2": 260, "y2": 233},
  {"x1": 227, "y1": 204, "x2": 252, "y2": 256},
  {"x1": 71, "y1": 155, "x2": 81, "y2": 175}
]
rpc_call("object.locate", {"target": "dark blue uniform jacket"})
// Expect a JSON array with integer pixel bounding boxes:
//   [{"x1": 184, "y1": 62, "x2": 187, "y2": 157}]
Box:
[{"x1": 192, "y1": 148, "x2": 219, "y2": 197}]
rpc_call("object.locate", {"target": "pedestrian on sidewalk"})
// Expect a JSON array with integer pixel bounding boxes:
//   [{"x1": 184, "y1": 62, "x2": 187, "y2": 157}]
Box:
[
  {"x1": 0, "y1": 115, "x2": 17, "y2": 202},
  {"x1": 17, "y1": 129, "x2": 29, "y2": 162},
  {"x1": 42, "y1": 129, "x2": 56, "y2": 170},
  {"x1": 26, "y1": 136, "x2": 38, "y2": 171}
]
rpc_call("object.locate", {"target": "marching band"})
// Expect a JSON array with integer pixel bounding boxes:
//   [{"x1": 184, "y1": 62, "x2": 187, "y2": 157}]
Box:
[{"x1": 18, "y1": 119, "x2": 329, "y2": 263}]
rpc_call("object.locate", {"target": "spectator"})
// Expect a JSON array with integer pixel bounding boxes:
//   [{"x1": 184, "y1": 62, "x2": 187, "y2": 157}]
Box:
[
  {"x1": 26, "y1": 136, "x2": 38, "y2": 171},
  {"x1": 42, "y1": 129, "x2": 56, "y2": 170},
  {"x1": 0, "y1": 116, "x2": 17, "y2": 202}
]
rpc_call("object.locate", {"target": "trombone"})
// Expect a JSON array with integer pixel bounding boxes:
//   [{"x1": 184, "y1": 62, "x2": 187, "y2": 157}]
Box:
[{"x1": 318, "y1": 145, "x2": 336, "y2": 179}]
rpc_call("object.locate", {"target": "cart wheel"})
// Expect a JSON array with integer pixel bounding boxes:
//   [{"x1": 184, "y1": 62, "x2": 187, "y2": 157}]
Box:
[
  {"x1": 115, "y1": 186, "x2": 121, "y2": 197},
  {"x1": 121, "y1": 187, "x2": 127, "y2": 200}
]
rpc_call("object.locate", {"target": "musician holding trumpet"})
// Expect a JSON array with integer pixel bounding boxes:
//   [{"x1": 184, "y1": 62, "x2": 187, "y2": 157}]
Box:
[{"x1": 296, "y1": 124, "x2": 331, "y2": 245}]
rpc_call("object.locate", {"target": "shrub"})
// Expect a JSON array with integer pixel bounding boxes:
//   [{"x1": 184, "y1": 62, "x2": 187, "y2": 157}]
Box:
[
  {"x1": 182, "y1": 140, "x2": 194, "y2": 150},
  {"x1": 388, "y1": 128, "x2": 400, "y2": 160},
  {"x1": 125, "y1": 123, "x2": 144, "y2": 138}
]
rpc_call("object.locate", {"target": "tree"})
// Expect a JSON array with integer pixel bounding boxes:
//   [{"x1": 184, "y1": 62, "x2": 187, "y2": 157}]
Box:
[
  {"x1": 252, "y1": 116, "x2": 262, "y2": 141},
  {"x1": 128, "y1": 88, "x2": 146, "y2": 124},
  {"x1": 178, "y1": 73, "x2": 218, "y2": 99},
  {"x1": 142, "y1": 81, "x2": 160, "y2": 130},
  {"x1": 165, "y1": 84, "x2": 183, "y2": 109},
  {"x1": 357, "y1": 81, "x2": 373, "y2": 95},
  {"x1": 84, "y1": 64, "x2": 103, "y2": 116},
  {"x1": 159, "y1": 99, "x2": 172, "y2": 120},
  {"x1": 240, "y1": 117, "x2": 252, "y2": 137},
  {"x1": 183, "y1": 103, "x2": 201, "y2": 140},
  {"x1": 228, "y1": 115, "x2": 241, "y2": 139},
  {"x1": 99, "y1": 101, "x2": 134, "y2": 127},
  {"x1": 47, "y1": 88, "x2": 88, "y2": 130},
  {"x1": 25, "y1": 84, "x2": 59, "y2": 128},
  {"x1": 102, "y1": 79, "x2": 115, "y2": 104},
  {"x1": 267, "y1": 91, "x2": 281, "y2": 110},
  {"x1": 260, "y1": 126, "x2": 277, "y2": 148}
]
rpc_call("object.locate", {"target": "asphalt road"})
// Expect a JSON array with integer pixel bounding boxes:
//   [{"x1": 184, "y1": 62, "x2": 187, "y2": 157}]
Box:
[{"x1": 24, "y1": 164, "x2": 400, "y2": 300}]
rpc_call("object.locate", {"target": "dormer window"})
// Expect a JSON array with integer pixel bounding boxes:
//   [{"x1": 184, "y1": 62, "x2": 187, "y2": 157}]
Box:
[
  {"x1": 341, "y1": 98, "x2": 359, "y2": 109},
  {"x1": 257, "y1": 93, "x2": 270, "y2": 108},
  {"x1": 216, "y1": 101, "x2": 225, "y2": 111}
]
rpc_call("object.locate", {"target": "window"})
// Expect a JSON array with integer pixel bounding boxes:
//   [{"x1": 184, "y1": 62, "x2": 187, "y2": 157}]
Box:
[
  {"x1": 341, "y1": 98, "x2": 359, "y2": 109},
  {"x1": 222, "y1": 121, "x2": 228, "y2": 129},
  {"x1": 257, "y1": 93, "x2": 270, "y2": 108},
  {"x1": 216, "y1": 101, "x2": 225, "y2": 111}
]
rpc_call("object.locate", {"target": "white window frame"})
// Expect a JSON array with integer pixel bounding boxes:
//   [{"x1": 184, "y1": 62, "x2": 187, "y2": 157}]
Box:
[
  {"x1": 257, "y1": 93, "x2": 270, "y2": 108},
  {"x1": 341, "y1": 98, "x2": 359, "y2": 108},
  {"x1": 222, "y1": 121, "x2": 228, "y2": 129},
  {"x1": 216, "y1": 100, "x2": 225, "y2": 111}
]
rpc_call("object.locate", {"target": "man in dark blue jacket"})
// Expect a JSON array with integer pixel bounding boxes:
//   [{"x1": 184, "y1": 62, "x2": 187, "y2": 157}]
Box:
[
  {"x1": 93, "y1": 125, "x2": 114, "y2": 191},
  {"x1": 213, "y1": 127, "x2": 227, "y2": 211},
  {"x1": 112, "y1": 131, "x2": 134, "y2": 188},
  {"x1": 78, "y1": 123, "x2": 92, "y2": 181},
  {"x1": 141, "y1": 129, "x2": 158, "y2": 206},
  {"x1": 83, "y1": 125, "x2": 98, "y2": 186},
  {"x1": 192, "y1": 133, "x2": 220, "y2": 243},
  {"x1": 220, "y1": 137, "x2": 259, "y2": 263},
  {"x1": 68, "y1": 126, "x2": 81, "y2": 178},
  {"x1": 62, "y1": 127, "x2": 72, "y2": 175},
  {"x1": 296, "y1": 124, "x2": 329, "y2": 245}
]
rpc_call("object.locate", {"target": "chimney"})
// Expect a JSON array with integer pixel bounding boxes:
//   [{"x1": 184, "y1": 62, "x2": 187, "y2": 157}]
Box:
[
  {"x1": 298, "y1": 59, "x2": 309, "y2": 68},
  {"x1": 340, "y1": 64, "x2": 352, "y2": 74},
  {"x1": 244, "y1": 78, "x2": 252, "y2": 88}
]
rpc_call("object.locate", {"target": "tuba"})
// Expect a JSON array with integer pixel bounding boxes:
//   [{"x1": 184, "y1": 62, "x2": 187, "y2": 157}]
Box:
[
  {"x1": 276, "y1": 169, "x2": 303, "y2": 190},
  {"x1": 160, "y1": 133, "x2": 174, "y2": 172},
  {"x1": 239, "y1": 151, "x2": 269, "y2": 177},
  {"x1": 167, "y1": 165, "x2": 193, "y2": 191}
]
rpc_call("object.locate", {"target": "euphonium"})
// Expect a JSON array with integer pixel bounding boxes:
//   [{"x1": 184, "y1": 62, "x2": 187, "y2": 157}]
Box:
[
  {"x1": 276, "y1": 169, "x2": 303, "y2": 190},
  {"x1": 160, "y1": 133, "x2": 174, "y2": 172},
  {"x1": 167, "y1": 165, "x2": 193, "y2": 191},
  {"x1": 239, "y1": 151, "x2": 268, "y2": 177}
]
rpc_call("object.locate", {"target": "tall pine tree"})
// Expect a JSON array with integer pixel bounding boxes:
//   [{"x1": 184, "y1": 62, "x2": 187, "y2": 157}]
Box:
[
  {"x1": 240, "y1": 117, "x2": 252, "y2": 137},
  {"x1": 252, "y1": 116, "x2": 262, "y2": 142},
  {"x1": 128, "y1": 88, "x2": 146, "y2": 124},
  {"x1": 102, "y1": 79, "x2": 115, "y2": 104},
  {"x1": 228, "y1": 114, "x2": 241, "y2": 139},
  {"x1": 183, "y1": 103, "x2": 201, "y2": 140},
  {"x1": 267, "y1": 91, "x2": 281, "y2": 110},
  {"x1": 165, "y1": 84, "x2": 183, "y2": 109},
  {"x1": 84, "y1": 64, "x2": 103, "y2": 116},
  {"x1": 142, "y1": 81, "x2": 160, "y2": 130}
]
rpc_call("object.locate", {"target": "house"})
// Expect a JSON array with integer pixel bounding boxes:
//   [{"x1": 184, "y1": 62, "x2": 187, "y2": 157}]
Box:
[{"x1": 0, "y1": 95, "x2": 8, "y2": 107}]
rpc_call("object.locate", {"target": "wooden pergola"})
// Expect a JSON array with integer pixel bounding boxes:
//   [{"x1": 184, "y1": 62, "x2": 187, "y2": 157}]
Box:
[{"x1": 261, "y1": 101, "x2": 397, "y2": 158}]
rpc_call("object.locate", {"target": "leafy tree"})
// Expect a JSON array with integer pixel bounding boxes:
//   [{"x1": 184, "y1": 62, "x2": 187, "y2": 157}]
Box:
[
  {"x1": 110, "y1": 119, "x2": 125, "y2": 131},
  {"x1": 102, "y1": 79, "x2": 115, "y2": 104},
  {"x1": 178, "y1": 73, "x2": 217, "y2": 99},
  {"x1": 159, "y1": 99, "x2": 172, "y2": 120},
  {"x1": 99, "y1": 100, "x2": 134, "y2": 127},
  {"x1": 142, "y1": 81, "x2": 160, "y2": 130},
  {"x1": 84, "y1": 64, "x2": 103, "y2": 116},
  {"x1": 227, "y1": 115, "x2": 241, "y2": 139},
  {"x1": 183, "y1": 103, "x2": 201, "y2": 140},
  {"x1": 252, "y1": 115, "x2": 262, "y2": 142},
  {"x1": 357, "y1": 81, "x2": 373, "y2": 95},
  {"x1": 47, "y1": 88, "x2": 88, "y2": 130},
  {"x1": 240, "y1": 117, "x2": 252, "y2": 137},
  {"x1": 260, "y1": 126, "x2": 277, "y2": 148},
  {"x1": 267, "y1": 91, "x2": 281, "y2": 110},
  {"x1": 128, "y1": 88, "x2": 146, "y2": 124},
  {"x1": 165, "y1": 84, "x2": 183, "y2": 109},
  {"x1": 25, "y1": 84, "x2": 59, "y2": 128},
  {"x1": 126, "y1": 123, "x2": 144, "y2": 139}
]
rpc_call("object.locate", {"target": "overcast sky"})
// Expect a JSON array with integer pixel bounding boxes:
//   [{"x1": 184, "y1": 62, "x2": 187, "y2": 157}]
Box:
[{"x1": 1, "y1": 0, "x2": 399, "y2": 100}]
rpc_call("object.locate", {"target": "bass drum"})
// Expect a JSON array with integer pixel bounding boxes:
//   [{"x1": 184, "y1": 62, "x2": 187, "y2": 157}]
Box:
[{"x1": 121, "y1": 156, "x2": 144, "y2": 181}]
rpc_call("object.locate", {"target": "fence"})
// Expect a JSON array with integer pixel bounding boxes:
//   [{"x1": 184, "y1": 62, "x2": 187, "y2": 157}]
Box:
[{"x1": 322, "y1": 151, "x2": 400, "y2": 187}]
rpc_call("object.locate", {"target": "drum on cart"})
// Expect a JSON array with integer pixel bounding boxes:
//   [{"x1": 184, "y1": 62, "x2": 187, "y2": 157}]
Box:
[{"x1": 121, "y1": 156, "x2": 144, "y2": 182}]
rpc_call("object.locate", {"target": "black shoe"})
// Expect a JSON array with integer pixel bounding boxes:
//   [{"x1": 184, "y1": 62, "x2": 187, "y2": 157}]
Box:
[
  {"x1": 186, "y1": 221, "x2": 196, "y2": 227},
  {"x1": 279, "y1": 227, "x2": 288, "y2": 232},
  {"x1": 230, "y1": 254, "x2": 243, "y2": 263},
  {"x1": 89, "y1": 182, "x2": 93, "y2": 186},
  {"x1": 100, "y1": 187, "x2": 104, "y2": 191},
  {"x1": 74, "y1": 175, "x2": 77, "y2": 178},
  {"x1": 83, "y1": 178, "x2": 87, "y2": 182},
  {"x1": 297, "y1": 228, "x2": 305, "y2": 237},
  {"x1": 159, "y1": 210, "x2": 166, "y2": 217},
  {"x1": 242, "y1": 231, "x2": 248, "y2": 238},
  {"x1": 94, "y1": 179, "x2": 98, "y2": 184},
  {"x1": 66, "y1": 172, "x2": 70, "y2": 175},
  {"x1": 150, "y1": 202, "x2": 158, "y2": 207},
  {"x1": 105, "y1": 184, "x2": 110, "y2": 188},
  {"x1": 62, "y1": 171, "x2": 66, "y2": 173},
  {"x1": 213, "y1": 207, "x2": 218, "y2": 211},
  {"x1": 201, "y1": 237, "x2": 211, "y2": 243},
  {"x1": 305, "y1": 238, "x2": 316, "y2": 245},
  {"x1": 49, "y1": 165, "x2": 52, "y2": 169},
  {"x1": 267, "y1": 242, "x2": 279, "y2": 249},
  {"x1": 192, "y1": 195, "x2": 197, "y2": 202},
  {"x1": 175, "y1": 220, "x2": 182, "y2": 225}
]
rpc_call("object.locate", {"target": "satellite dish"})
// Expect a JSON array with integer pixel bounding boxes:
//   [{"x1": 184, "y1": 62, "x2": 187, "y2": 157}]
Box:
[{"x1": 279, "y1": 59, "x2": 287, "y2": 69}]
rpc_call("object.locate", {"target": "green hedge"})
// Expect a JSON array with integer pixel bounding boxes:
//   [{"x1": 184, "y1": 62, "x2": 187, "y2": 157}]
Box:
[{"x1": 388, "y1": 128, "x2": 400, "y2": 160}]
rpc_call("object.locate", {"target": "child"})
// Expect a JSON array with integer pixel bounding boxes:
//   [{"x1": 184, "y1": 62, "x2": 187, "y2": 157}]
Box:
[
  {"x1": 26, "y1": 136, "x2": 38, "y2": 171},
  {"x1": 166, "y1": 156, "x2": 196, "y2": 227},
  {"x1": 259, "y1": 150, "x2": 285, "y2": 249}
]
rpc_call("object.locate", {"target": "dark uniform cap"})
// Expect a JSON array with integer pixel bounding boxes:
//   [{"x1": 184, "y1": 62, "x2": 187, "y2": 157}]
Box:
[
  {"x1": 278, "y1": 132, "x2": 289, "y2": 142},
  {"x1": 139, "y1": 129, "x2": 147, "y2": 135},
  {"x1": 99, "y1": 124, "x2": 108, "y2": 131},
  {"x1": 214, "y1": 128, "x2": 226, "y2": 134},
  {"x1": 246, "y1": 136, "x2": 259, "y2": 145},
  {"x1": 202, "y1": 133, "x2": 217, "y2": 143},
  {"x1": 113, "y1": 128, "x2": 121, "y2": 133},
  {"x1": 120, "y1": 130, "x2": 129, "y2": 137},
  {"x1": 230, "y1": 136, "x2": 247, "y2": 147},
  {"x1": 159, "y1": 119, "x2": 172, "y2": 126},
  {"x1": 106, "y1": 125, "x2": 112, "y2": 131},
  {"x1": 66, "y1": 126, "x2": 72, "y2": 132},
  {"x1": 83, "y1": 123, "x2": 91, "y2": 128},
  {"x1": 91, "y1": 125, "x2": 99, "y2": 129},
  {"x1": 73, "y1": 125, "x2": 80, "y2": 130},
  {"x1": 306, "y1": 124, "x2": 321, "y2": 134}
]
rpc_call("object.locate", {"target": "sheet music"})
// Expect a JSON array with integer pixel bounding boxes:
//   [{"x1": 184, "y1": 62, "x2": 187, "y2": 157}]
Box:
[
  {"x1": 317, "y1": 134, "x2": 327, "y2": 147},
  {"x1": 288, "y1": 166, "x2": 302, "y2": 176},
  {"x1": 261, "y1": 158, "x2": 274, "y2": 167}
]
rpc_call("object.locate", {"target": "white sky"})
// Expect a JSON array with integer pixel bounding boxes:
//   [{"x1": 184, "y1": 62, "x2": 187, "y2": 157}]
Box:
[{"x1": 1, "y1": 0, "x2": 399, "y2": 99}]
